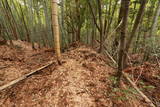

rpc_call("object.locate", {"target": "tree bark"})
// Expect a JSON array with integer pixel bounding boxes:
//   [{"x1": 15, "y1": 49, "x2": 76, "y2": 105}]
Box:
[
  {"x1": 1, "y1": 0, "x2": 18, "y2": 40},
  {"x1": 75, "y1": 0, "x2": 81, "y2": 42},
  {"x1": 150, "y1": 0, "x2": 160, "y2": 36},
  {"x1": 97, "y1": 0, "x2": 104, "y2": 53},
  {"x1": 87, "y1": 0, "x2": 104, "y2": 53},
  {"x1": 111, "y1": 0, "x2": 124, "y2": 55},
  {"x1": 19, "y1": 4, "x2": 31, "y2": 42},
  {"x1": 117, "y1": 0, "x2": 130, "y2": 84},
  {"x1": 51, "y1": 0, "x2": 61, "y2": 64},
  {"x1": 124, "y1": 0, "x2": 147, "y2": 67},
  {"x1": 144, "y1": 0, "x2": 160, "y2": 61}
]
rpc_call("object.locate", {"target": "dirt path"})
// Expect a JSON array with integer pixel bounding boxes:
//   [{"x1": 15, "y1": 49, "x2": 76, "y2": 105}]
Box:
[
  {"x1": 0, "y1": 45, "x2": 149, "y2": 107},
  {"x1": 52, "y1": 59, "x2": 96, "y2": 106},
  {"x1": 0, "y1": 46, "x2": 111, "y2": 106}
]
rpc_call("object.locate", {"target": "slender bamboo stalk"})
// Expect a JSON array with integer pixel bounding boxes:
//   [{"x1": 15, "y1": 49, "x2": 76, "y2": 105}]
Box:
[{"x1": 51, "y1": 0, "x2": 61, "y2": 64}]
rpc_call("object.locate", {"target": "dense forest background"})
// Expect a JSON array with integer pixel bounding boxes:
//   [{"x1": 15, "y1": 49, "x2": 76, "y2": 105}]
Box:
[
  {"x1": 1, "y1": 0, "x2": 160, "y2": 79},
  {"x1": 0, "y1": 0, "x2": 160, "y2": 51},
  {"x1": 1, "y1": 0, "x2": 160, "y2": 81},
  {"x1": 0, "y1": 0, "x2": 160, "y2": 56}
]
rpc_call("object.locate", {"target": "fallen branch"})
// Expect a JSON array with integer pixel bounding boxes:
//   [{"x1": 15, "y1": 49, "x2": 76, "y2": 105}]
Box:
[
  {"x1": 123, "y1": 73, "x2": 155, "y2": 107},
  {"x1": 0, "y1": 61, "x2": 54, "y2": 91},
  {"x1": 104, "y1": 50, "x2": 117, "y2": 65},
  {"x1": 134, "y1": 67, "x2": 143, "y2": 84},
  {"x1": 95, "y1": 40, "x2": 118, "y2": 66},
  {"x1": 106, "y1": 55, "x2": 156, "y2": 107}
]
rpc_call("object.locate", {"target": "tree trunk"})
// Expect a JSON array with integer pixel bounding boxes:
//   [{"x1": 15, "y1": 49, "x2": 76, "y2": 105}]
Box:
[
  {"x1": 75, "y1": 0, "x2": 81, "y2": 42},
  {"x1": 144, "y1": 0, "x2": 160, "y2": 61},
  {"x1": 111, "y1": 0, "x2": 124, "y2": 56},
  {"x1": 76, "y1": 27, "x2": 81, "y2": 41},
  {"x1": 105, "y1": 0, "x2": 118, "y2": 36},
  {"x1": 51, "y1": 0, "x2": 61, "y2": 64},
  {"x1": 124, "y1": 0, "x2": 147, "y2": 67},
  {"x1": 97, "y1": 0, "x2": 104, "y2": 53},
  {"x1": 150, "y1": 0, "x2": 160, "y2": 36},
  {"x1": 1, "y1": 0, "x2": 18, "y2": 40},
  {"x1": 19, "y1": 4, "x2": 31, "y2": 42},
  {"x1": 117, "y1": 0, "x2": 130, "y2": 84},
  {"x1": 87, "y1": 0, "x2": 104, "y2": 53}
]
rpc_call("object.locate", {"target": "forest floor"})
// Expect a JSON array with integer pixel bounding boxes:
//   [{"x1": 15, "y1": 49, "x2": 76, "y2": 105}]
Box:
[{"x1": 0, "y1": 41, "x2": 159, "y2": 107}]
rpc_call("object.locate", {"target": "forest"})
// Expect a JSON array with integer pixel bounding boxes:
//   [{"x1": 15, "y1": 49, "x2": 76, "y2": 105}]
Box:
[{"x1": 0, "y1": 0, "x2": 160, "y2": 106}]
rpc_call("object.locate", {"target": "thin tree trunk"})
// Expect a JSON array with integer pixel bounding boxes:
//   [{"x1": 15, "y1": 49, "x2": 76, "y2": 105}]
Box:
[
  {"x1": 150, "y1": 0, "x2": 160, "y2": 36},
  {"x1": 106, "y1": 0, "x2": 118, "y2": 36},
  {"x1": 1, "y1": 0, "x2": 18, "y2": 40},
  {"x1": 43, "y1": 0, "x2": 51, "y2": 47},
  {"x1": 111, "y1": 0, "x2": 124, "y2": 55},
  {"x1": 5, "y1": 0, "x2": 20, "y2": 40},
  {"x1": 97, "y1": 0, "x2": 104, "y2": 53},
  {"x1": 124, "y1": 0, "x2": 147, "y2": 67},
  {"x1": 144, "y1": 0, "x2": 160, "y2": 61},
  {"x1": 19, "y1": 4, "x2": 31, "y2": 42},
  {"x1": 75, "y1": 0, "x2": 81, "y2": 42},
  {"x1": 117, "y1": 0, "x2": 130, "y2": 84},
  {"x1": 131, "y1": 1, "x2": 137, "y2": 25},
  {"x1": 87, "y1": 1, "x2": 100, "y2": 32},
  {"x1": 0, "y1": 24, "x2": 1, "y2": 38},
  {"x1": 60, "y1": 0, "x2": 67, "y2": 48},
  {"x1": 51, "y1": 0, "x2": 61, "y2": 64}
]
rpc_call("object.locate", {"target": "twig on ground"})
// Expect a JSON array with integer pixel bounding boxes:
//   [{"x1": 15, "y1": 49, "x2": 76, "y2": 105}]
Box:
[
  {"x1": 0, "y1": 61, "x2": 54, "y2": 91},
  {"x1": 126, "y1": 52, "x2": 134, "y2": 81},
  {"x1": 104, "y1": 50, "x2": 117, "y2": 66},
  {"x1": 134, "y1": 67, "x2": 143, "y2": 84}
]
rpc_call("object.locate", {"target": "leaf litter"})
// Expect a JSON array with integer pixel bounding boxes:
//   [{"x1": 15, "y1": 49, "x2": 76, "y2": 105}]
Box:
[{"x1": 0, "y1": 41, "x2": 156, "y2": 107}]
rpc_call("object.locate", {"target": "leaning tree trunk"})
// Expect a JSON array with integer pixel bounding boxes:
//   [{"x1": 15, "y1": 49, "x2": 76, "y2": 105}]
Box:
[{"x1": 51, "y1": 0, "x2": 61, "y2": 64}]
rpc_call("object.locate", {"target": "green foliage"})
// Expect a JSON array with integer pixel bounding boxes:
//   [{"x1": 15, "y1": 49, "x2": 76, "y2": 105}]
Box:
[
  {"x1": 144, "y1": 36, "x2": 160, "y2": 60},
  {"x1": 109, "y1": 75, "x2": 138, "y2": 101},
  {"x1": 139, "y1": 80, "x2": 155, "y2": 91},
  {"x1": 108, "y1": 86, "x2": 138, "y2": 101},
  {"x1": 0, "y1": 0, "x2": 159, "y2": 63},
  {"x1": 143, "y1": 85, "x2": 155, "y2": 90},
  {"x1": 109, "y1": 76, "x2": 118, "y2": 84}
]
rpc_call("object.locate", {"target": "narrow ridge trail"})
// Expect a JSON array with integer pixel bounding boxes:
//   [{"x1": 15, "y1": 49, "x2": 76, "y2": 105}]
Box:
[{"x1": 0, "y1": 45, "x2": 148, "y2": 107}]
